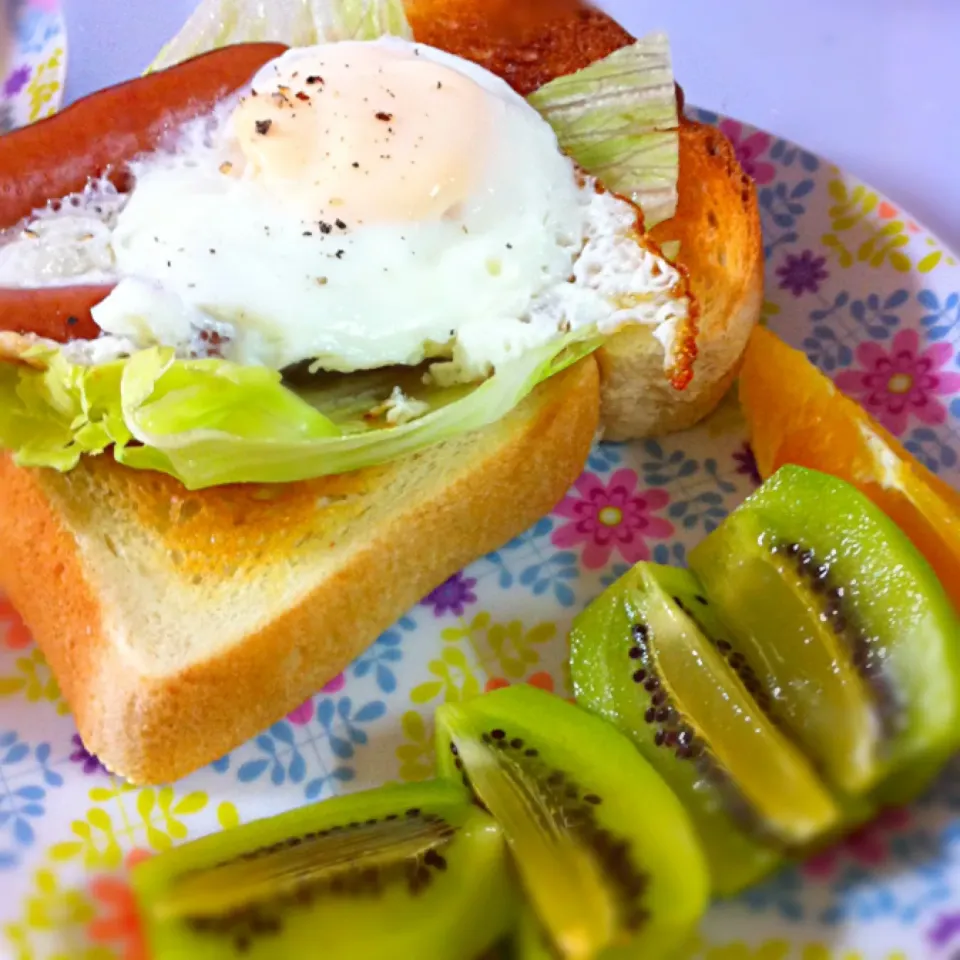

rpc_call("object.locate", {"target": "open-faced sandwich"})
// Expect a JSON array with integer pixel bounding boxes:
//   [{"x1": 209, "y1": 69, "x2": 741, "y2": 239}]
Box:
[{"x1": 0, "y1": 0, "x2": 762, "y2": 783}]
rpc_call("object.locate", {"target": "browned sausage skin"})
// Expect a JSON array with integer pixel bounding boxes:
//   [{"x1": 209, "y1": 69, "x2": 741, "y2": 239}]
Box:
[{"x1": 0, "y1": 43, "x2": 287, "y2": 342}]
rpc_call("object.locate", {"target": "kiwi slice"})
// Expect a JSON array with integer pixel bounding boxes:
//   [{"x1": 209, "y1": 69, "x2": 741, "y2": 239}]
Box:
[
  {"x1": 514, "y1": 909, "x2": 560, "y2": 959},
  {"x1": 570, "y1": 561, "x2": 840, "y2": 895},
  {"x1": 689, "y1": 464, "x2": 960, "y2": 800},
  {"x1": 435, "y1": 684, "x2": 708, "y2": 960},
  {"x1": 132, "y1": 780, "x2": 516, "y2": 959}
]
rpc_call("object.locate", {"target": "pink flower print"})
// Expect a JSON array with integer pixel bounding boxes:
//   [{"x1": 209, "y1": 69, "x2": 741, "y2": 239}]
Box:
[
  {"x1": 834, "y1": 329, "x2": 960, "y2": 436},
  {"x1": 289, "y1": 673, "x2": 345, "y2": 724},
  {"x1": 803, "y1": 807, "x2": 911, "y2": 880},
  {"x1": 321, "y1": 673, "x2": 345, "y2": 694},
  {"x1": 287, "y1": 698, "x2": 315, "y2": 725},
  {"x1": 551, "y1": 469, "x2": 674, "y2": 570},
  {"x1": 719, "y1": 119, "x2": 776, "y2": 185}
]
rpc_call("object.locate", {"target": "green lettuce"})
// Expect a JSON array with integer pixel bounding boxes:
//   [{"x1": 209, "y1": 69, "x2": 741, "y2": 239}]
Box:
[
  {"x1": 148, "y1": 0, "x2": 412, "y2": 73},
  {"x1": 1, "y1": 3, "x2": 683, "y2": 488},
  {"x1": 527, "y1": 34, "x2": 680, "y2": 228},
  {"x1": 0, "y1": 334, "x2": 600, "y2": 490}
]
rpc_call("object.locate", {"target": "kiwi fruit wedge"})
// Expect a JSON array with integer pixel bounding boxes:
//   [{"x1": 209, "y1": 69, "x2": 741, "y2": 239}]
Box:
[
  {"x1": 131, "y1": 779, "x2": 516, "y2": 959},
  {"x1": 689, "y1": 464, "x2": 960, "y2": 801},
  {"x1": 513, "y1": 909, "x2": 561, "y2": 959},
  {"x1": 570, "y1": 561, "x2": 840, "y2": 895},
  {"x1": 435, "y1": 683, "x2": 708, "y2": 960}
]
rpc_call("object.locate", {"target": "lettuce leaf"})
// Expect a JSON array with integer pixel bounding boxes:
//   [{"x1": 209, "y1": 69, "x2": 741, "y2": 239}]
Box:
[
  {"x1": 0, "y1": 335, "x2": 600, "y2": 490},
  {"x1": 148, "y1": 0, "x2": 412, "y2": 72},
  {"x1": 15, "y1": 3, "x2": 677, "y2": 489},
  {"x1": 527, "y1": 34, "x2": 680, "y2": 228}
]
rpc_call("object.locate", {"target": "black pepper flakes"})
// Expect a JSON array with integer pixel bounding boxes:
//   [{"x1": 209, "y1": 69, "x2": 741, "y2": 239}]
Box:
[
  {"x1": 66, "y1": 315, "x2": 79, "y2": 327},
  {"x1": 335, "y1": 219, "x2": 347, "y2": 230},
  {"x1": 335, "y1": 249, "x2": 345, "y2": 259},
  {"x1": 352, "y1": 162, "x2": 360, "y2": 168},
  {"x1": 318, "y1": 221, "x2": 332, "y2": 235},
  {"x1": 306, "y1": 75, "x2": 323, "y2": 85},
  {"x1": 255, "y1": 119, "x2": 272, "y2": 136}
]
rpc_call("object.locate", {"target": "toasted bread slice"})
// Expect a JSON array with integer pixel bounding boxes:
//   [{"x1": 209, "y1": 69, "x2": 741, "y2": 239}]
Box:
[
  {"x1": 406, "y1": 0, "x2": 764, "y2": 438},
  {"x1": 0, "y1": 360, "x2": 598, "y2": 783},
  {"x1": 601, "y1": 121, "x2": 764, "y2": 438},
  {"x1": 0, "y1": 1, "x2": 760, "y2": 785}
]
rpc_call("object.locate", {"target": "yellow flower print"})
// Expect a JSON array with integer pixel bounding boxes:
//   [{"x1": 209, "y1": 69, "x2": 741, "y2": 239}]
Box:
[
  {"x1": 821, "y1": 177, "x2": 952, "y2": 275},
  {"x1": 4, "y1": 868, "x2": 112, "y2": 960},
  {"x1": 410, "y1": 647, "x2": 481, "y2": 705},
  {"x1": 705, "y1": 387, "x2": 748, "y2": 439},
  {"x1": 27, "y1": 47, "x2": 65, "y2": 122},
  {"x1": 485, "y1": 620, "x2": 555, "y2": 680},
  {"x1": 760, "y1": 299, "x2": 781, "y2": 328},
  {"x1": 442, "y1": 611, "x2": 558, "y2": 681},
  {"x1": 396, "y1": 710, "x2": 435, "y2": 782},
  {"x1": 0, "y1": 647, "x2": 69, "y2": 715}
]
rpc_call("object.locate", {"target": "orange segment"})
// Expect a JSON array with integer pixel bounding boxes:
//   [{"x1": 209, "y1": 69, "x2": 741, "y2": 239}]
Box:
[{"x1": 739, "y1": 326, "x2": 960, "y2": 611}]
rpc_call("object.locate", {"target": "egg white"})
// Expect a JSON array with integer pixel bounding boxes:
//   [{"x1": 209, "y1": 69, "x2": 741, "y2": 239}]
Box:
[{"x1": 0, "y1": 38, "x2": 689, "y2": 384}]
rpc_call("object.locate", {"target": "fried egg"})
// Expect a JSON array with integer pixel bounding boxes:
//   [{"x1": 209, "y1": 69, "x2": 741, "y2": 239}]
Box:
[{"x1": 0, "y1": 38, "x2": 689, "y2": 383}]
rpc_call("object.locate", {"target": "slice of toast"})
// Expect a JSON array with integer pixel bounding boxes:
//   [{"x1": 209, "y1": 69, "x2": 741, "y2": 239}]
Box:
[
  {"x1": 0, "y1": 1, "x2": 761, "y2": 784},
  {"x1": 0, "y1": 359, "x2": 598, "y2": 783},
  {"x1": 406, "y1": 0, "x2": 764, "y2": 439}
]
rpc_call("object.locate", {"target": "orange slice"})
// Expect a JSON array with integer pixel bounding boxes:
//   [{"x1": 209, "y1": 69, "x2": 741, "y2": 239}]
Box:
[{"x1": 739, "y1": 326, "x2": 960, "y2": 610}]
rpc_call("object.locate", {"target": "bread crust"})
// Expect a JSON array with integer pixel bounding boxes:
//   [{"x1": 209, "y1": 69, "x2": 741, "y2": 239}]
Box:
[
  {"x1": 0, "y1": 0, "x2": 763, "y2": 783},
  {"x1": 0, "y1": 360, "x2": 599, "y2": 783},
  {"x1": 406, "y1": 0, "x2": 764, "y2": 439},
  {"x1": 599, "y1": 121, "x2": 764, "y2": 439}
]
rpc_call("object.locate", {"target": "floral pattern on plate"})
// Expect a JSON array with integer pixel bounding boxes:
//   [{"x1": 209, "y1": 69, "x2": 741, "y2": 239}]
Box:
[
  {"x1": 0, "y1": 0, "x2": 66, "y2": 133},
  {"x1": 1, "y1": 106, "x2": 960, "y2": 958}
]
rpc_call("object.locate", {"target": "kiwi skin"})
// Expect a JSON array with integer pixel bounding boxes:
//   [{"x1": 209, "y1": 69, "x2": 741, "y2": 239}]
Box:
[
  {"x1": 435, "y1": 684, "x2": 709, "y2": 960},
  {"x1": 132, "y1": 780, "x2": 517, "y2": 960},
  {"x1": 690, "y1": 465, "x2": 960, "y2": 804}
]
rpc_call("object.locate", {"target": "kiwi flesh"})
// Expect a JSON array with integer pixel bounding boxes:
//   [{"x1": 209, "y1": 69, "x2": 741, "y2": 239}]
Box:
[
  {"x1": 571, "y1": 561, "x2": 841, "y2": 895},
  {"x1": 689, "y1": 465, "x2": 960, "y2": 801},
  {"x1": 514, "y1": 909, "x2": 561, "y2": 959},
  {"x1": 132, "y1": 780, "x2": 516, "y2": 960},
  {"x1": 435, "y1": 684, "x2": 708, "y2": 960}
]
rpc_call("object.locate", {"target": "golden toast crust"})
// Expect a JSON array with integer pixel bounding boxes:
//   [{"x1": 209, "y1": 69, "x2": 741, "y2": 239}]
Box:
[
  {"x1": 0, "y1": 361, "x2": 599, "y2": 783},
  {"x1": 407, "y1": 0, "x2": 764, "y2": 439},
  {"x1": 0, "y1": 0, "x2": 762, "y2": 783}
]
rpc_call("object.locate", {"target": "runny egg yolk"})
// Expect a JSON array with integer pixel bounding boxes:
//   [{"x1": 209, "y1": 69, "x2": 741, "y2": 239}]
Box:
[{"x1": 230, "y1": 43, "x2": 495, "y2": 226}]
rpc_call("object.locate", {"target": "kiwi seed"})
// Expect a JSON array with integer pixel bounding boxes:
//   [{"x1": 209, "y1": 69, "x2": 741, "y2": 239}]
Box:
[
  {"x1": 461, "y1": 724, "x2": 649, "y2": 941},
  {"x1": 624, "y1": 619, "x2": 791, "y2": 842},
  {"x1": 774, "y1": 537, "x2": 900, "y2": 735}
]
